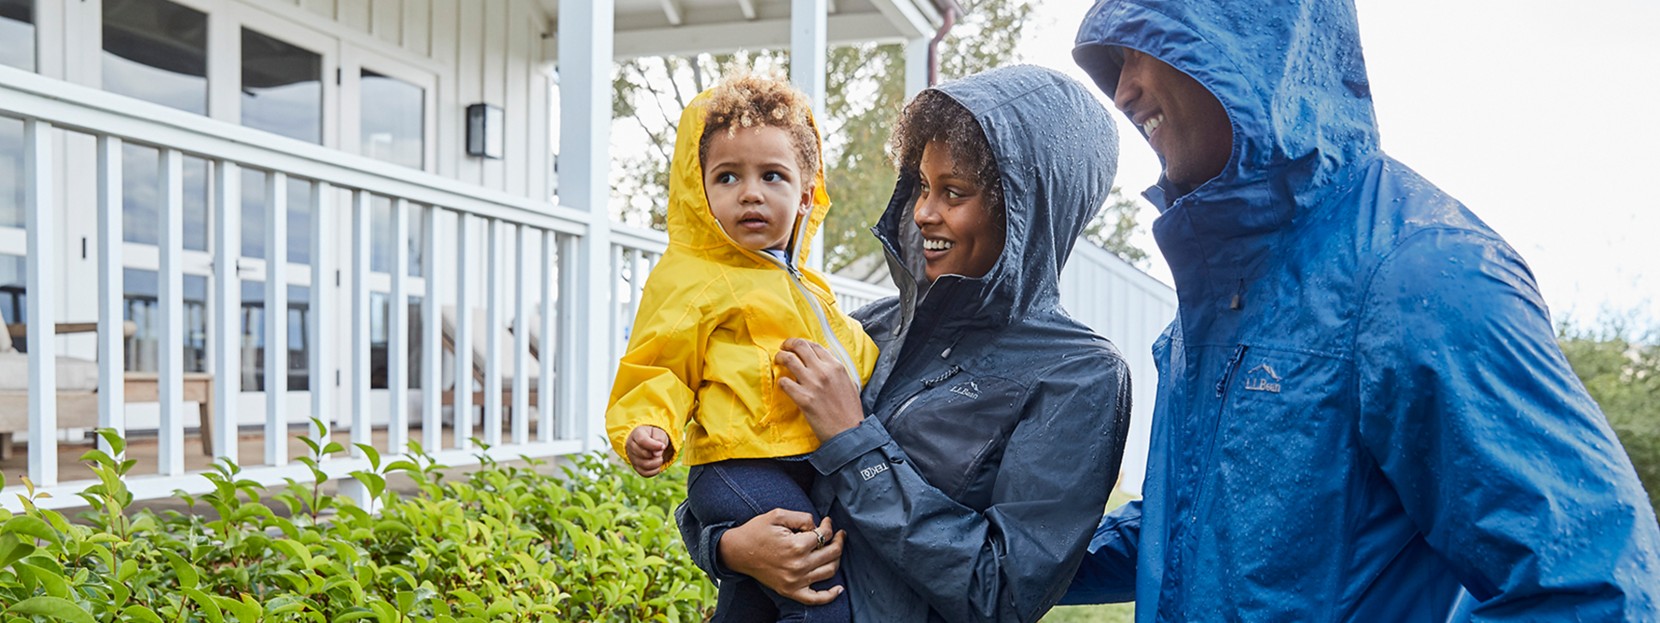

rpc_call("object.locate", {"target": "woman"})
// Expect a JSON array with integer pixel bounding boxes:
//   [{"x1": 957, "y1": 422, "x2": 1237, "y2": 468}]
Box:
[{"x1": 679, "y1": 65, "x2": 1132, "y2": 622}]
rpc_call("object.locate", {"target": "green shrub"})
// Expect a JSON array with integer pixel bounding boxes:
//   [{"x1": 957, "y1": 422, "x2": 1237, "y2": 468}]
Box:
[{"x1": 0, "y1": 423, "x2": 716, "y2": 622}]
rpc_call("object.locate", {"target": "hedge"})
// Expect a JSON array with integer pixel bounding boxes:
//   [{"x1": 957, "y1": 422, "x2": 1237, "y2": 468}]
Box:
[{"x1": 0, "y1": 423, "x2": 716, "y2": 622}]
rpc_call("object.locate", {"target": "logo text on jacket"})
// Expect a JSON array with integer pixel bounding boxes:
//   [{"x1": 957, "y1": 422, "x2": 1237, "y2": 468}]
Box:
[
  {"x1": 1244, "y1": 363, "x2": 1282, "y2": 393},
  {"x1": 859, "y1": 462, "x2": 889, "y2": 481}
]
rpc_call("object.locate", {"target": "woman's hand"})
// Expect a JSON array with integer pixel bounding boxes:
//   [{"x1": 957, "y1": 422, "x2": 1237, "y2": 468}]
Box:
[
  {"x1": 776, "y1": 338, "x2": 865, "y2": 441},
  {"x1": 718, "y1": 509, "x2": 845, "y2": 605}
]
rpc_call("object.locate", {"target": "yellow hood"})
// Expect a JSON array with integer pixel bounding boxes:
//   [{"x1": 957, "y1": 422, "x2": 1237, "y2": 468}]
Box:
[{"x1": 666, "y1": 89, "x2": 832, "y2": 267}]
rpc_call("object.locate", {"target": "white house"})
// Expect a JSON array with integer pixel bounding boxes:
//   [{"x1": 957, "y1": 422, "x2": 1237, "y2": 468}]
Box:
[{"x1": 0, "y1": 0, "x2": 1172, "y2": 511}]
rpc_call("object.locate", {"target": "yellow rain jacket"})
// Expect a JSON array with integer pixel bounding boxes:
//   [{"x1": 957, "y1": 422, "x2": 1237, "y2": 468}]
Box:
[{"x1": 605, "y1": 89, "x2": 879, "y2": 468}]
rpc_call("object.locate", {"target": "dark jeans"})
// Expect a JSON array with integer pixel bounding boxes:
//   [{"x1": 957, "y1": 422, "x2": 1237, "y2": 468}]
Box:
[{"x1": 685, "y1": 458, "x2": 850, "y2": 623}]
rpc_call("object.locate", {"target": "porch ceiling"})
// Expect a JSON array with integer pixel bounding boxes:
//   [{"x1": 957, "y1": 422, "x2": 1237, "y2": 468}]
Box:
[{"x1": 541, "y1": 0, "x2": 946, "y2": 59}]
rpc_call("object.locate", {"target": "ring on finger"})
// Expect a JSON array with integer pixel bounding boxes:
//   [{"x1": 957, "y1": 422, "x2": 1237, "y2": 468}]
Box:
[{"x1": 813, "y1": 528, "x2": 828, "y2": 547}]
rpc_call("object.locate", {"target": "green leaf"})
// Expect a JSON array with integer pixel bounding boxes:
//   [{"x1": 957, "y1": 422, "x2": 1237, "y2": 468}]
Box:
[
  {"x1": 95, "y1": 427, "x2": 127, "y2": 456},
  {"x1": 122, "y1": 605, "x2": 167, "y2": 623},
  {"x1": 0, "y1": 532, "x2": 36, "y2": 569},
  {"x1": 182, "y1": 587, "x2": 225, "y2": 623},
  {"x1": 2, "y1": 515, "x2": 57, "y2": 543},
  {"x1": 355, "y1": 444, "x2": 383, "y2": 471},
  {"x1": 15, "y1": 558, "x2": 72, "y2": 598},
  {"x1": 223, "y1": 594, "x2": 263, "y2": 622},
  {"x1": 161, "y1": 548, "x2": 200, "y2": 589},
  {"x1": 5, "y1": 596, "x2": 96, "y2": 623}
]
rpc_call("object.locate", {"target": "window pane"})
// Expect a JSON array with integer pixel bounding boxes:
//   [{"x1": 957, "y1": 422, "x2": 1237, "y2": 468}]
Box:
[
  {"x1": 242, "y1": 280, "x2": 265, "y2": 390},
  {"x1": 123, "y1": 268, "x2": 208, "y2": 373},
  {"x1": 102, "y1": 0, "x2": 208, "y2": 115},
  {"x1": 287, "y1": 178, "x2": 313, "y2": 265},
  {"x1": 122, "y1": 144, "x2": 210, "y2": 251},
  {"x1": 0, "y1": 253, "x2": 24, "y2": 330},
  {"x1": 0, "y1": 0, "x2": 33, "y2": 71},
  {"x1": 241, "y1": 168, "x2": 266, "y2": 259},
  {"x1": 0, "y1": 118, "x2": 22, "y2": 228},
  {"x1": 360, "y1": 70, "x2": 424, "y2": 169},
  {"x1": 288, "y1": 285, "x2": 309, "y2": 390},
  {"x1": 370, "y1": 195, "x2": 392, "y2": 273},
  {"x1": 242, "y1": 28, "x2": 321, "y2": 144}
]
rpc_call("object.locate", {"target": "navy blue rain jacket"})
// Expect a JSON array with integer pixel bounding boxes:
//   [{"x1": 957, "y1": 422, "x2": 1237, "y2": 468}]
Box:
[
  {"x1": 1063, "y1": 0, "x2": 1660, "y2": 620},
  {"x1": 680, "y1": 65, "x2": 1134, "y2": 622}
]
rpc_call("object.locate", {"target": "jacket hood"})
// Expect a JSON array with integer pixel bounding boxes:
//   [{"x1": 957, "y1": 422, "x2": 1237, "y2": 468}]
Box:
[
  {"x1": 1072, "y1": 0, "x2": 1379, "y2": 236},
  {"x1": 666, "y1": 87, "x2": 832, "y2": 267},
  {"x1": 874, "y1": 65, "x2": 1119, "y2": 329}
]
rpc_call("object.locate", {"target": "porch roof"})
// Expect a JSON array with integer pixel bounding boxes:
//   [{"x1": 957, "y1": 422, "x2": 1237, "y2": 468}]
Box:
[{"x1": 540, "y1": 0, "x2": 951, "y2": 59}]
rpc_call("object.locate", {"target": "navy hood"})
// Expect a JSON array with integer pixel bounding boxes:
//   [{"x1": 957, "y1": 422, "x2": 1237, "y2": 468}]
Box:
[
  {"x1": 1073, "y1": 0, "x2": 1379, "y2": 233},
  {"x1": 874, "y1": 64, "x2": 1119, "y2": 330}
]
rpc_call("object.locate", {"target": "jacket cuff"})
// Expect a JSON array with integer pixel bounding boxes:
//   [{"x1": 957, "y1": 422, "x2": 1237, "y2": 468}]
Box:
[{"x1": 810, "y1": 417, "x2": 889, "y2": 476}]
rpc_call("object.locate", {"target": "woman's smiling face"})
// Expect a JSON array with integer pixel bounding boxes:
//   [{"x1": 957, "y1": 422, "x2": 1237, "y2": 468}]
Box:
[{"x1": 914, "y1": 140, "x2": 1005, "y2": 282}]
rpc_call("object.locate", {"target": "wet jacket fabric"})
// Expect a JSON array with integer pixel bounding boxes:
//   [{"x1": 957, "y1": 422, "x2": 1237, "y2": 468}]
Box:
[
  {"x1": 1065, "y1": 0, "x2": 1660, "y2": 620},
  {"x1": 605, "y1": 89, "x2": 878, "y2": 467},
  {"x1": 680, "y1": 65, "x2": 1134, "y2": 622}
]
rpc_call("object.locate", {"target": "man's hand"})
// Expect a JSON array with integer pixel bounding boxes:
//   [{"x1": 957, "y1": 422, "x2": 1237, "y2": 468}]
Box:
[
  {"x1": 719, "y1": 509, "x2": 845, "y2": 605},
  {"x1": 776, "y1": 338, "x2": 865, "y2": 442},
  {"x1": 625, "y1": 425, "x2": 674, "y2": 477}
]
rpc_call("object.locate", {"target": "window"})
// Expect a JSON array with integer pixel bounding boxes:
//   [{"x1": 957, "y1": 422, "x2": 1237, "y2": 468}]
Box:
[
  {"x1": 121, "y1": 143, "x2": 210, "y2": 251},
  {"x1": 0, "y1": 118, "x2": 21, "y2": 229},
  {"x1": 0, "y1": 0, "x2": 33, "y2": 71},
  {"x1": 241, "y1": 282, "x2": 311, "y2": 391},
  {"x1": 238, "y1": 171, "x2": 316, "y2": 264},
  {"x1": 124, "y1": 269, "x2": 209, "y2": 373},
  {"x1": 242, "y1": 27, "x2": 322, "y2": 144},
  {"x1": 360, "y1": 69, "x2": 424, "y2": 169},
  {"x1": 102, "y1": 0, "x2": 208, "y2": 115}
]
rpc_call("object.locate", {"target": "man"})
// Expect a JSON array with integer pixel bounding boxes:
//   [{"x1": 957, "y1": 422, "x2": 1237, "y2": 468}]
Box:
[{"x1": 1064, "y1": 0, "x2": 1660, "y2": 620}]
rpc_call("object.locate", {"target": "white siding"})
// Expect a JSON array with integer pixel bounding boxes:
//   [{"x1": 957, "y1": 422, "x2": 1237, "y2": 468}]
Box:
[
  {"x1": 1060, "y1": 243, "x2": 1178, "y2": 496},
  {"x1": 283, "y1": 0, "x2": 550, "y2": 199}
]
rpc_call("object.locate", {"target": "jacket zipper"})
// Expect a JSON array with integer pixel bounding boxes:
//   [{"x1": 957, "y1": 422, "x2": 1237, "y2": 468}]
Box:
[
  {"x1": 1177, "y1": 344, "x2": 1249, "y2": 578},
  {"x1": 1215, "y1": 344, "x2": 1247, "y2": 397},
  {"x1": 753, "y1": 249, "x2": 862, "y2": 389},
  {"x1": 887, "y1": 364, "x2": 962, "y2": 429}
]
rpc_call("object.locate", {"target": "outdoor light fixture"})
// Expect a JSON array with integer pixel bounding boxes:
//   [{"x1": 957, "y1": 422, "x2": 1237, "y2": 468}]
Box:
[{"x1": 466, "y1": 103, "x2": 504, "y2": 159}]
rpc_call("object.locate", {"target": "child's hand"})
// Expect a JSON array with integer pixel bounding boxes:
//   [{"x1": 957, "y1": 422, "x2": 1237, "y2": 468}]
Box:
[{"x1": 625, "y1": 425, "x2": 674, "y2": 477}]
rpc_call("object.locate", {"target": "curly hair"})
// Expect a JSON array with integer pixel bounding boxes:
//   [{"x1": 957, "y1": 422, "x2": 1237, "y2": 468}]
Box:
[
  {"x1": 698, "y1": 74, "x2": 822, "y2": 180},
  {"x1": 887, "y1": 89, "x2": 1004, "y2": 224}
]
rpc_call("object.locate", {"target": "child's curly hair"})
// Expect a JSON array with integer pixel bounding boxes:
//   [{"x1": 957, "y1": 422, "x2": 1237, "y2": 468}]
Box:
[
  {"x1": 698, "y1": 74, "x2": 822, "y2": 180},
  {"x1": 888, "y1": 90, "x2": 1005, "y2": 225}
]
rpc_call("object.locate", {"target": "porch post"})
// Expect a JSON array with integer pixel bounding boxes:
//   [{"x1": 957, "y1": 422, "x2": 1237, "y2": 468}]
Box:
[
  {"x1": 791, "y1": 0, "x2": 828, "y2": 114},
  {"x1": 792, "y1": 0, "x2": 828, "y2": 270},
  {"x1": 557, "y1": 0, "x2": 614, "y2": 453},
  {"x1": 905, "y1": 36, "x2": 931, "y2": 98}
]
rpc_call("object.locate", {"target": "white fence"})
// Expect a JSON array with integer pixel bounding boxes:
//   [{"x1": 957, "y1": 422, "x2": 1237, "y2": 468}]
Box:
[
  {"x1": 0, "y1": 65, "x2": 898, "y2": 511},
  {"x1": 0, "y1": 63, "x2": 1175, "y2": 511}
]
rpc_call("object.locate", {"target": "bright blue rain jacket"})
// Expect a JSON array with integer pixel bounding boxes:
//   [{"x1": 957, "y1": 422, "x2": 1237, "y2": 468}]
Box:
[{"x1": 1063, "y1": 0, "x2": 1660, "y2": 620}]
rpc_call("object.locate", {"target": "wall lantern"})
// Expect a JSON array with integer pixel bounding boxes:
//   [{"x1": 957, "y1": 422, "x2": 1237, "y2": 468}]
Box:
[{"x1": 466, "y1": 103, "x2": 504, "y2": 159}]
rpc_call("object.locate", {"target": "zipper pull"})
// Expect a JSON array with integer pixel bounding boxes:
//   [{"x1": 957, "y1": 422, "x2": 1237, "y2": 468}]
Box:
[
  {"x1": 923, "y1": 365, "x2": 962, "y2": 388},
  {"x1": 1215, "y1": 344, "x2": 1247, "y2": 397},
  {"x1": 1229, "y1": 279, "x2": 1245, "y2": 311}
]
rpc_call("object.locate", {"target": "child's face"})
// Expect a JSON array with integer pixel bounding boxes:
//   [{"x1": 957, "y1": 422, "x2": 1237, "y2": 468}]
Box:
[
  {"x1": 703, "y1": 126, "x2": 811, "y2": 253},
  {"x1": 914, "y1": 141, "x2": 1004, "y2": 282}
]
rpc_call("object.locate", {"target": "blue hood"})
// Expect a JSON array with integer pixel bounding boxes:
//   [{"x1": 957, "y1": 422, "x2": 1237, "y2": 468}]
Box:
[{"x1": 1073, "y1": 0, "x2": 1378, "y2": 226}]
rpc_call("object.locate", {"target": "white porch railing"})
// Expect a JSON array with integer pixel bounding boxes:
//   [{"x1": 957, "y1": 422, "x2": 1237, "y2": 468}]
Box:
[{"x1": 0, "y1": 64, "x2": 897, "y2": 511}]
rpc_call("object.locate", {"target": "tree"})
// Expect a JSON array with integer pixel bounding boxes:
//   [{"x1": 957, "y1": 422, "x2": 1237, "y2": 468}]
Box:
[
  {"x1": 1557, "y1": 321, "x2": 1660, "y2": 520},
  {"x1": 1083, "y1": 187, "x2": 1149, "y2": 267},
  {"x1": 609, "y1": 0, "x2": 1111, "y2": 279}
]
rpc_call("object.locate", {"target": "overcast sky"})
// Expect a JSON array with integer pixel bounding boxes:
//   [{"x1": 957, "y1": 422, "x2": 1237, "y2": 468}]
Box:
[{"x1": 1019, "y1": 0, "x2": 1660, "y2": 332}]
